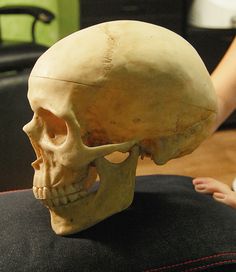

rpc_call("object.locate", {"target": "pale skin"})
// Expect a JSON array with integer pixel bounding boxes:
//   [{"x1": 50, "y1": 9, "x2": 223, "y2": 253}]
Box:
[{"x1": 192, "y1": 37, "x2": 236, "y2": 208}]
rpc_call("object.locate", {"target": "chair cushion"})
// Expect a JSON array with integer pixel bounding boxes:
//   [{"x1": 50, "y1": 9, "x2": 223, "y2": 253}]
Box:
[
  {"x1": 0, "y1": 72, "x2": 34, "y2": 190},
  {"x1": 0, "y1": 175, "x2": 236, "y2": 271},
  {"x1": 0, "y1": 43, "x2": 47, "y2": 72}
]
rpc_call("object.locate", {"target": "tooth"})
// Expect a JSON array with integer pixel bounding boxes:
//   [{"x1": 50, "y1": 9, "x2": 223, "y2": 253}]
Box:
[
  {"x1": 45, "y1": 199, "x2": 53, "y2": 207},
  {"x1": 58, "y1": 187, "x2": 65, "y2": 197},
  {"x1": 48, "y1": 199, "x2": 54, "y2": 207},
  {"x1": 38, "y1": 188, "x2": 43, "y2": 199},
  {"x1": 74, "y1": 183, "x2": 83, "y2": 192},
  {"x1": 52, "y1": 198, "x2": 60, "y2": 207},
  {"x1": 65, "y1": 185, "x2": 77, "y2": 195},
  {"x1": 78, "y1": 190, "x2": 88, "y2": 198},
  {"x1": 43, "y1": 187, "x2": 51, "y2": 199},
  {"x1": 42, "y1": 199, "x2": 52, "y2": 207},
  {"x1": 60, "y1": 196, "x2": 68, "y2": 205},
  {"x1": 68, "y1": 193, "x2": 79, "y2": 202},
  {"x1": 51, "y1": 188, "x2": 58, "y2": 198},
  {"x1": 33, "y1": 186, "x2": 38, "y2": 198}
]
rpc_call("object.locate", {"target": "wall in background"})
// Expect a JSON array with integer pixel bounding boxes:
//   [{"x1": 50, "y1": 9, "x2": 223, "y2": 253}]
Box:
[{"x1": 0, "y1": 0, "x2": 79, "y2": 46}]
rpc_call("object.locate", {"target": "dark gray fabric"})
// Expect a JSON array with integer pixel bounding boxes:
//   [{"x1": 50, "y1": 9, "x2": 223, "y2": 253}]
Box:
[
  {"x1": 0, "y1": 43, "x2": 47, "y2": 72},
  {"x1": 0, "y1": 175, "x2": 236, "y2": 272},
  {"x1": 0, "y1": 72, "x2": 34, "y2": 191}
]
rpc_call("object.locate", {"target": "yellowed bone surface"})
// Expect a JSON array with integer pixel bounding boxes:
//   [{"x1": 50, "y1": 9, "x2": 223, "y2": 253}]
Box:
[{"x1": 23, "y1": 20, "x2": 217, "y2": 235}]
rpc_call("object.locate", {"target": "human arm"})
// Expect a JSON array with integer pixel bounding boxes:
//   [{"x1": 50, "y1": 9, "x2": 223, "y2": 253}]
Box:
[
  {"x1": 211, "y1": 36, "x2": 236, "y2": 131},
  {"x1": 192, "y1": 38, "x2": 236, "y2": 206}
]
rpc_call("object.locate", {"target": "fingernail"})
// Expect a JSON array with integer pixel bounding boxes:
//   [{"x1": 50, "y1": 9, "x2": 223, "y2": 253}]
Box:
[{"x1": 196, "y1": 184, "x2": 205, "y2": 190}]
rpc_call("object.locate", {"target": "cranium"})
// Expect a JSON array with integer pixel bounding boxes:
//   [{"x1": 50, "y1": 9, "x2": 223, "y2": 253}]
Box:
[{"x1": 23, "y1": 20, "x2": 217, "y2": 235}]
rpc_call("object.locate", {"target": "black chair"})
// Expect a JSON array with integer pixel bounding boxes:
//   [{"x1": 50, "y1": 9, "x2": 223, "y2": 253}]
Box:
[
  {"x1": 0, "y1": 5, "x2": 54, "y2": 191},
  {"x1": 0, "y1": 5, "x2": 54, "y2": 73},
  {"x1": 0, "y1": 72, "x2": 35, "y2": 191}
]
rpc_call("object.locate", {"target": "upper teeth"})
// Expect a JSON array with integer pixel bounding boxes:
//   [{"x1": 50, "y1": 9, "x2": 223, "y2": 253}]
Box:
[{"x1": 33, "y1": 183, "x2": 88, "y2": 207}]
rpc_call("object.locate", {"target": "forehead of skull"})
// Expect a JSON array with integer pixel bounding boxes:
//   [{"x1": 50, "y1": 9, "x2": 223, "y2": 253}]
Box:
[{"x1": 27, "y1": 76, "x2": 77, "y2": 117}]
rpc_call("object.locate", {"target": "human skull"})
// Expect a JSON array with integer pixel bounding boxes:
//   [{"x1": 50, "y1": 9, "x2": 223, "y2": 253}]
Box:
[{"x1": 23, "y1": 20, "x2": 217, "y2": 235}]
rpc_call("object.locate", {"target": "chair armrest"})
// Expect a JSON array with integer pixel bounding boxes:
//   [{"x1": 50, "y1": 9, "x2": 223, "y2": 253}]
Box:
[{"x1": 0, "y1": 5, "x2": 54, "y2": 23}]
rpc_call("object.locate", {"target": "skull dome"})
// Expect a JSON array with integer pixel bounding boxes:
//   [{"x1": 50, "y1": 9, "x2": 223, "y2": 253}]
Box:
[{"x1": 23, "y1": 20, "x2": 217, "y2": 235}]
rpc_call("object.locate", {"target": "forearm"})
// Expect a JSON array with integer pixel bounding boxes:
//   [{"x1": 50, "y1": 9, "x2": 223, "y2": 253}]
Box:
[{"x1": 211, "y1": 37, "x2": 236, "y2": 130}]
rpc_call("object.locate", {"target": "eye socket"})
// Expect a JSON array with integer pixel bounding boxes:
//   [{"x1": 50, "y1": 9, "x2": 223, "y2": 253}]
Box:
[{"x1": 38, "y1": 108, "x2": 67, "y2": 145}]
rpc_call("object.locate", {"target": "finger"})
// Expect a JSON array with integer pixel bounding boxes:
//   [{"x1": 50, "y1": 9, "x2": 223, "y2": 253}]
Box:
[
  {"x1": 192, "y1": 177, "x2": 213, "y2": 185},
  {"x1": 213, "y1": 192, "x2": 236, "y2": 209}
]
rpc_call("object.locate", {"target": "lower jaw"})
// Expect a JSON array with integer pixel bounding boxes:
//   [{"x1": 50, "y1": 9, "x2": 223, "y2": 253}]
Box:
[{"x1": 48, "y1": 192, "x2": 103, "y2": 235}]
